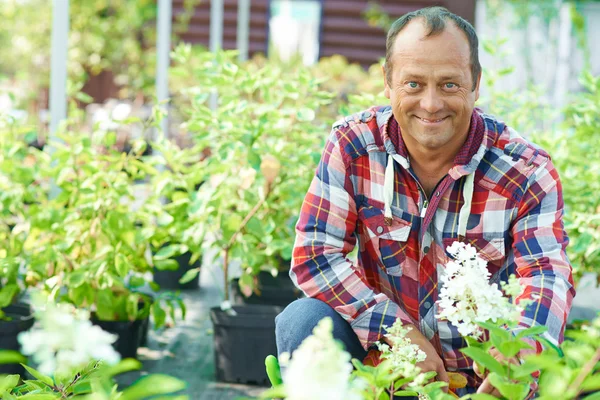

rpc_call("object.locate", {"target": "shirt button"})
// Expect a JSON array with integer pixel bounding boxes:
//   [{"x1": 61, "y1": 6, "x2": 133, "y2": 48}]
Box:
[
  {"x1": 424, "y1": 301, "x2": 432, "y2": 309},
  {"x1": 423, "y1": 246, "x2": 430, "y2": 254},
  {"x1": 376, "y1": 226, "x2": 384, "y2": 234}
]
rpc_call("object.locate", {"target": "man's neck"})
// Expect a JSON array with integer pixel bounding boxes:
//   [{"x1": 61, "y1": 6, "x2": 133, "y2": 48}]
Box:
[{"x1": 404, "y1": 134, "x2": 468, "y2": 197}]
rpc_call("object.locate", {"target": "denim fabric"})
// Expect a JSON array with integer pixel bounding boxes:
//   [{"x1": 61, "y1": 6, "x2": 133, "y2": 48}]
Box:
[{"x1": 275, "y1": 297, "x2": 368, "y2": 361}]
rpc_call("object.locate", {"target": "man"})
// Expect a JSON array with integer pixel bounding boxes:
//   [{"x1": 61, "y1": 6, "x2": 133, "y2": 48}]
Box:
[{"x1": 275, "y1": 6, "x2": 575, "y2": 397}]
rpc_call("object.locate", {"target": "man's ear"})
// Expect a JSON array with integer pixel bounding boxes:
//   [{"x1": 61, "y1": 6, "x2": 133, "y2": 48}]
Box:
[
  {"x1": 382, "y1": 64, "x2": 391, "y2": 99},
  {"x1": 474, "y1": 72, "x2": 482, "y2": 101}
]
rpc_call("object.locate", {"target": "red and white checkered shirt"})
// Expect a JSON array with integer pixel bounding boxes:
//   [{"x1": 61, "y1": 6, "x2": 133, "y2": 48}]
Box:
[{"x1": 290, "y1": 106, "x2": 575, "y2": 384}]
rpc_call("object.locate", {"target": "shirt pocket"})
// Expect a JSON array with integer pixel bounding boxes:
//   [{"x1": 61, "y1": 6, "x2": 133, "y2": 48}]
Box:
[{"x1": 358, "y1": 204, "x2": 412, "y2": 276}]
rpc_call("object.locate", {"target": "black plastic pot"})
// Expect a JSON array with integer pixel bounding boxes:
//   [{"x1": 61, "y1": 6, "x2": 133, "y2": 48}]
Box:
[
  {"x1": 91, "y1": 318, "x2": 144, "y2": 359},
  {"x1": 153, "y1": 252, "x2": 201, "y2": 290},
  {"x1": 0, "y1": 303, "x2": 34, "y2": 375},
  {"x1": 139, "y1": 315, "x2": 150, "y2": 347},
  {"x1": 232, "y1": 271, "x2": 302, "y2": 308},
  {"x1": 210, "y1": 304, "x2": 282, "y2": 385}
]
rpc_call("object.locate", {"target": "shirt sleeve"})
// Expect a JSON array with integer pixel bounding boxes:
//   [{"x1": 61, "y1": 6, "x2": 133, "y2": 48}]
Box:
[
  {"x1": 290, "y1": 128, "x2": 417, "y2": 350},
  {"x1": 510, "y1": 156, "x2": 576, "y2": 356}
]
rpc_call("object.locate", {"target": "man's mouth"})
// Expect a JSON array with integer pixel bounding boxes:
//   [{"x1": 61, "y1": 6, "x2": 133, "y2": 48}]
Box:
[{"x1": 415, "y1": 116, "x2": 448, "y2": 124}]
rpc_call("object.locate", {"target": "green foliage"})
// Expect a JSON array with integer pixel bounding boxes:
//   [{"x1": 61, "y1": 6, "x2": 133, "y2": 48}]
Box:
[
  {"x1": 532, "y1": 72, "x2": 600, "y2": 274},
  {"x1": 170, "y1": 45, "x2": 335, "y2": 299},
  {"x1": 0, "y1": 109, "x2": 186, "y2": 327},
  {"x1": 0, "y1": 355, "x2": 188, "y2": 399},
  {"x1": 0, "y1": 114, "x2": 50, "y2": 316}
]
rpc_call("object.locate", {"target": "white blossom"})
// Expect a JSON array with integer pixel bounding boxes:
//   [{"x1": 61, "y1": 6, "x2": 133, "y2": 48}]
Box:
[
  {"x1": 280, "y1": 317, "x2": 360, "y2": 400},
  {"x1": 377, "y1": 320, "x2": 426, "y2": 368},
  {"x1": 436, "y1": 242, "x2": 524, "y2": 338},
  {"x1": 18, "y1": 302, "x2": 121, "y2": 377}
]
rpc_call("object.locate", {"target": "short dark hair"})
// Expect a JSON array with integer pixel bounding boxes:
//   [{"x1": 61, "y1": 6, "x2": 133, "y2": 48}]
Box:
[{"x1": 384, "y1": 6, "x2": 481, "y2": 91}]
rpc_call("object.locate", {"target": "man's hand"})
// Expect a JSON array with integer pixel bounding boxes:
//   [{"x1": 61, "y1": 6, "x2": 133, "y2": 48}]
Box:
[
  {"x1": 475, "y1": 347, "x2": 519, "y2": 397},
  {"x1": 386, "y1": 324, "x2": 449, "y2": 392}
]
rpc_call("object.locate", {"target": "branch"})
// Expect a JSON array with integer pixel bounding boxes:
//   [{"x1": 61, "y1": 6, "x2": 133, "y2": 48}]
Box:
[
  {"x1": 566, "y1": 346, "x2": 600, "y2": 397},
  {"x1": 225, "y1": 183, "x2": 271, "y2": 251}
]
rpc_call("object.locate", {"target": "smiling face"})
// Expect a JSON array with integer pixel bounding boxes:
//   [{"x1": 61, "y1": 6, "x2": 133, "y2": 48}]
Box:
[{"x1": 383, "y1": 19, "x2": 480, "y2": 153}]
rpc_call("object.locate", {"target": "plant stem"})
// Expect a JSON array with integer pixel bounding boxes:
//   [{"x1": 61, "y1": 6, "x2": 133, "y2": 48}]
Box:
[
  {"x1": 225, "y1": 188, "x2": 269, "y2": 250},
  {"x1": 566, "y1": 347, "x2": 600, "y2": 397},
  {"x1": 221, "y1": 183, "x2": 272, "y2": 302},
  {"x1": 223, "y1": 247, "x2": 229, "y2": 302}
]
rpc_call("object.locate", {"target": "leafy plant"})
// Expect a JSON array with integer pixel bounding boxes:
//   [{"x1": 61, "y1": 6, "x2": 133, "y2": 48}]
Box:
[
  {"x1": 170, "y1": 44, "x2": 334, "y2": 301},
  {"x1": 532, "y1": 72, "x2": 600, "y2": 275},
  {"x1": 19, "y1": 120, "x2": 184, "y2": 327},
  {"x1": 0, "y1": 359, "x2": 188, "y2": 400},
  {"x1": 0, "y1": 113, "x2": 50, "y2": 318}
]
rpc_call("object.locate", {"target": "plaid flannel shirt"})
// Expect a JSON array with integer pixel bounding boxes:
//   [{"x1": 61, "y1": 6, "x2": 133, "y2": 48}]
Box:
[{"x1": 290, "y1": 106, "x2": 575, "y2": 384}]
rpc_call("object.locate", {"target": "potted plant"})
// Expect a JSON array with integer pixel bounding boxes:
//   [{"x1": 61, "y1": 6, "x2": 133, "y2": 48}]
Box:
[
  {"x1": 0, "y1": 117, "x2": 49, "y2": 374},
  {"x1": 0, "y1": 299, "x2": 188, "y2": 400},
  {"x1": 147, "y1": 138, "x2": 206, "y2": 290},
  {"x1": 170, "y1": 44, "x2": 333, "y2": 384},
  {"x1": 21, "y1": 124, "x2": 185, "y2": 359}
]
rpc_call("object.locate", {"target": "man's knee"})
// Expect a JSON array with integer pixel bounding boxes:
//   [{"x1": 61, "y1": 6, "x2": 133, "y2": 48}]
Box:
[{"x1": 275, "y1": 298, "x2": 337, "y2": 355}]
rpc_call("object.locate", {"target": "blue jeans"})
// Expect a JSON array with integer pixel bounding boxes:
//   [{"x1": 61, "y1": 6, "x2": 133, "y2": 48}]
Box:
[{"x1": 275, "y1": 298, "x2": 368, "y2": 362}]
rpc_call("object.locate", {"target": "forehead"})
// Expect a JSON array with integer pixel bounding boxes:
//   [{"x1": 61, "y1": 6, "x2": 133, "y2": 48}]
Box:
[{"x1": 390, "y1": 19, "x2": 472, "y2": 76}]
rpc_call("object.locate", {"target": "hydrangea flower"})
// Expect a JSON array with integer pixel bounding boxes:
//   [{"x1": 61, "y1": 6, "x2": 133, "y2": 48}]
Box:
[
  {"x1": 18, "y1": 302, "x2": 121, "y2": 377},
  {"x1": 279, "y1": 317, "x2": 361, "y2": 400},
  {"x1": 377, "y1": 319, "x2": 426, "y2": 368},
  {"x1": 436, "y1": 241, "x2": 524, "y2": 338}
]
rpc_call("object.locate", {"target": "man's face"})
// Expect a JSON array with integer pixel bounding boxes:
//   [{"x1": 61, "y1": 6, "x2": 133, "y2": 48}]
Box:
[{"x1": 383, "y1": 20, "x2": 480, "y2": 153}]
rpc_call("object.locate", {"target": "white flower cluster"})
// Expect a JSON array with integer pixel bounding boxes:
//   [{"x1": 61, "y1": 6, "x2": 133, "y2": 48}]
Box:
[
  {"x1": 437, "y1": 241, "x2": 524, "y2": 338},
  {"x1": 279, "y1": 317, "x2": 361, "y2": 400},
  {"x1": 377, "y1": 320, "x2": 426, "y2": 369},
  {"x1": 377, "y1": 319, "x2": 430, "y2": 390},
  {"x1": 18, "y1": 302, "x2": 121, "y2": 377}
]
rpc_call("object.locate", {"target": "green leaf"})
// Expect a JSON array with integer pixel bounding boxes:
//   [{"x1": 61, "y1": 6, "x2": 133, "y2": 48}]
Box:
[
  {"x1": 119, "y1": 374, "x2": 186, "y2": 400},
  {"x1": 67, "y1": 271, "x2": 87, "y2": 288},
  {"x1": 0, "y1": 351, "x2": 26, "y2": 365},
  {"x1": 21, "y1": 364, "x2": 54, "y2": 387},
  {"x1": 582, "y1": 374, "x2": 600, "y2": 392},
  {"x1": 71, "y1": 381, "x2": 92, "y2": 395},
  {"x1": 496, "y1": 340, "x2": 533, "y2": 359},
  {"x1": 460, "y1": 346, "x2": 506, "y2": 376},
  {"x1": 154, "y1": 245, "x2": 186, "y2": 260},
  {"x1": 1, "y1": 390, "x2": 17, "y2": 400},
  {"x1": 245, "y1": 216, "x2": 265, "y2": 239},
  {"x1": 152, "y1": 302, "x2": 167, "y2": 329},
  {"x1": 488, "y1": 373, "x2": 530, "y2": 400},
  {"x1": 515, "y1": 325, "x2": 547, "y2": 339},
  {"x1": 0, "y1": 284, "x2": 19, "y2": 308},
  {"x1": 248, "y1": 150, "x2": 261, "y2": 171},
  {"x1": 0, "y1": 375, "x2": 20, "y2": 394},
  {"x1": 154, "y1": 259, "x2": 179, "y2": 271},
  {"x1": 258, "y1": 385, "x2": 287, "y2": 399},
  {"x1": 265, "y1": 355, "x2": 282, "y2": 387},
  {"x1": 179, "y1": 268, "x2": 200, "y2": 284},
  {"x1": 18, "y1": 394, "x2": 59, "y2": 399},
  {"x1": 105, "y1": 359, "x2": 142, "y2": 377},
  {"x1": 115, "y1": 253, "x2": 129, "y2": 278}
]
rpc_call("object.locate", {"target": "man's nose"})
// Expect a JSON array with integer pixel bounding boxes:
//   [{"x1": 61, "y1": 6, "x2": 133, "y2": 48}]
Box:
[{"x1": 419, "y1": 87, "x2": 444, "y2": 114}]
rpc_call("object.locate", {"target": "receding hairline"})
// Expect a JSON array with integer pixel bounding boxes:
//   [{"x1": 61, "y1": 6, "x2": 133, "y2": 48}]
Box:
[
  {"x1": 387, "y1": 17, "x2": 471, "y2": 65},
  {"x1": 384, "y1": 7, "x2": 481, "y2": 91}
]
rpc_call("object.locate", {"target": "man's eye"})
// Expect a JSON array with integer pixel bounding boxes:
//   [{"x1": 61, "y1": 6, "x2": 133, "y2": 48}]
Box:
[
  {"x1": 407, "y1": 82, "x2": 419, "y2": 89},
  {"x1": 444, "y1": 83, "x2": 457, "y2": 89}
]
